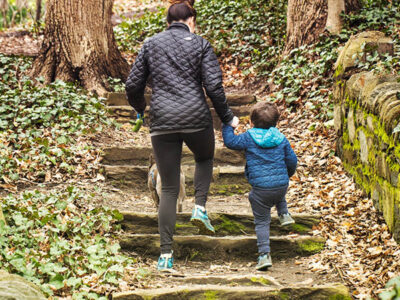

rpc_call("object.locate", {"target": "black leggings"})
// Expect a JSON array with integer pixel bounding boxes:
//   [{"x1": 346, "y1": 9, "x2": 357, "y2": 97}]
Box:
[{"x1": 151, "y1": 126, "x2": 215, "y2": 254}]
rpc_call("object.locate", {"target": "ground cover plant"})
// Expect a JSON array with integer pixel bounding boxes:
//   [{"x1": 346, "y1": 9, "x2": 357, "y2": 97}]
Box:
[
  {"x1": 114, "y1": 0, "x2": 399, "y2": 120},
  {"x1": 0, "y1": 54, "x2": 115, "y2": 186},
  {"x1": 0, "y1": 187, "x2": 132, "y2": 298},
  {"x1": 114, "y1": 0, "x2": 287, "y2": 73}
]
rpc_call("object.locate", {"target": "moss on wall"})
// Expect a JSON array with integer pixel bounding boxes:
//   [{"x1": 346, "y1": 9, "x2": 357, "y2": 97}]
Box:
[{"x1": 335, "y1": 69, "x2": 400, "y2": 242}]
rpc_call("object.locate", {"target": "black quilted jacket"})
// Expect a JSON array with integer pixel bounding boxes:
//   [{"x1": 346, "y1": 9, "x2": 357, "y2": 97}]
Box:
[{"x1": 125, "y1": 22, "x2": 234, "y2": 132}]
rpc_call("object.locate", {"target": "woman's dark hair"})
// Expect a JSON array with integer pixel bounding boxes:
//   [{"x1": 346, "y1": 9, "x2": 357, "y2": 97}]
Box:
[
  {"x1": 250, "y1": 102, "x2": 280, "y2": 129},
  {"x1": 167, "y1": 0, "x2": 196, "y2": 24}
]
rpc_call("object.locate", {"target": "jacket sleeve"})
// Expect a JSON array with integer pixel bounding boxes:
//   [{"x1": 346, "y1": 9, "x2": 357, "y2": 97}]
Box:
[
  {"x1": 222, "y1": 124, "x2": 249, "y2": 150},
  {"x1": 284, "y1": 138, "x2": 297, "y2": 177},
  {"x1": 125, "y1": 43, "x2": 149, "y2": 115},
  {"x1": 201, "y1": 40, "x2": 234, "y2": 124}
]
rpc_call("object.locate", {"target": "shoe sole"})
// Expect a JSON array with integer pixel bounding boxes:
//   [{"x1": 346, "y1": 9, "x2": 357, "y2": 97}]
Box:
[
  {"x1": 158, "y1": 268, "x2": 176, "y2": 273},
  {"x1": 280, "y1": 220, "x2": 295, "y2": 226},
  {"x1": 190, "y1": 218, "x2": 215, "y2": 235},
  {"x1": 256, "y1": 263, "x2": 272, "y2": 271}
]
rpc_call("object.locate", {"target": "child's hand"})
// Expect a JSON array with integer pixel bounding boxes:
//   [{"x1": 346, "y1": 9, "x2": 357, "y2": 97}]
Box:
[{"x1": 230, "y1": 116, "x2": 239, "y2": 128}]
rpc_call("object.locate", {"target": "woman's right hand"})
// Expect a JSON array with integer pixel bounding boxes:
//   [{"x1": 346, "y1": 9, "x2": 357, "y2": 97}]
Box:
[{"x1": 230, "y1": 116, "x2": 239, "y2": 128}]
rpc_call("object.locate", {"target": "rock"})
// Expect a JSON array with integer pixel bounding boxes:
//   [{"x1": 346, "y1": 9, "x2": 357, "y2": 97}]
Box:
[
  {"x1": 366, "y1": 115, "x2": 374, "y2": 132},
  {"x1": 365, "y1": 81, "x2": 400, "y2": 114},
  {"x1": 358, "y1": 130, "x2": 368, "y2": 164},
  {"x1": 107, "y1": 105, "x2": 252, "y2": 130},
  {"x1": 334, "y1": 104, "x2": 342, "y2": 135},
  {"x1": 335, "y1": 31, "x2": 393, "y2": 75},
  {"x1": 381, "y1": 184, "x2": 395, "y2": 231},
  {"x1": 102, "y1": 146, "x2": 245, "y2": 166},
  {"x1": 390, "y1": 170, "x2": 399, "y2": 187},
  {"x1": 356, "y1": 109, "x2": 365, "y2": 127},
  {"x1": 371, "y1": 182, "x2": 382, "y2": 210},
  {"x1": 394, "y1": 203, "x2": 400, "y2": 242},
  {"x1": 112, "y1": 283, "x2": 351, "y2": 300},
  {"x1": 375, "y1": 153, "x2": 390, "y2": 181},
  {"x1": 0, "y1": 270, "x2": 46, "y2": 300},
  {"x1": 107, "y1": 92, "x2": 256, "y2": 107},
  {"x1": 347, "y1": 108, "x2": 356, "y2": 143},
  {"x1": 173, "y1": 274, "x2": 281, "y2": 287},
  {"x1": 120, "y1": 211, "x2": 320, "y2": 236},
  {"x1": 120, "y1": 234, "x2": 325, "y2": 260}
]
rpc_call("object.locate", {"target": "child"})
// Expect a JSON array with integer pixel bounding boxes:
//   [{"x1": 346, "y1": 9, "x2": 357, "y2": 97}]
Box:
[{"x1": 222, "y1": 101, "x2": 297, "y2": 270}]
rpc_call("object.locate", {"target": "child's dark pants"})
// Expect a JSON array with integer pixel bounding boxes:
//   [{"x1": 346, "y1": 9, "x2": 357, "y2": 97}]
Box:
[{"x1": 248, "y1": 185, "x2": 289, "y2": 254}]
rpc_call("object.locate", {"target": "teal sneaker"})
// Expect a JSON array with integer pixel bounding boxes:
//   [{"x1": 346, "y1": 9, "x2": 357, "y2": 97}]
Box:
[
  {"x1": 190, "y1": 206, "x2": 215, "y2": 235},
  {"x1": 279, "y1": 213, "x2": 295, "y2": 226},
  {"x1": 256, "y1": 253, "x2": 272, "y2": 271},
  {"x1": 157, "y1": 252, "x2": 174, "y2": 272}
]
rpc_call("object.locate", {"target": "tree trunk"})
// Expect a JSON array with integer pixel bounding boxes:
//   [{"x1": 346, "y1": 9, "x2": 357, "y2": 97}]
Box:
[
  {"x1": 285, "y1": 0, "x2": 327, "y2": 54},
  {"x1": 0, "y1": 0, "x2": 8, "y2": 28},
  {"x1": 326, "y1": 0, "x2": 345, "y2": 35},
  {"x1": 345, "y1": 0, "x2": 362, "y2": 13},
  {"x1": 30, "y1": 0, "x2": 130, "y2": 95},
  {"x1": 285, "y1": 0, "x2": 362, "y2": 54},
  {"x1": 35, "y1": 0, "x2": 42, "y2": 23}
]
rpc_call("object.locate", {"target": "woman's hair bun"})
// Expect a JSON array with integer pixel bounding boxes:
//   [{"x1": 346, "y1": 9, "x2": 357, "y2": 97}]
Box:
[{"x1": 169, "y1": 0, "x2": 195, "y2": 6}]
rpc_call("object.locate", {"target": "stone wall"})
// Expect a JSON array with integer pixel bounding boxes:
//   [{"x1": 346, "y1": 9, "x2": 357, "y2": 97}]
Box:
[{"x1": 333, "y1": 31, "x2": 400, "y2": 242}]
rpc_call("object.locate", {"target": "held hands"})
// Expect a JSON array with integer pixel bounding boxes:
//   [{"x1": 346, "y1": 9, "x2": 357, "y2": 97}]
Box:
[{"x1": 230, "y1": 116, "x2": 239, "y2": 128}]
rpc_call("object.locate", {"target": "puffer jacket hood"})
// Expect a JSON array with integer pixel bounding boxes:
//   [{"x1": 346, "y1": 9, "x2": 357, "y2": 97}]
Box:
[
  {"x1": 248, "y1": 127, "x2": 285, "y2": 148},
  {"x1": 125, "y1": 22, "x2": 234, "y2": 132}
]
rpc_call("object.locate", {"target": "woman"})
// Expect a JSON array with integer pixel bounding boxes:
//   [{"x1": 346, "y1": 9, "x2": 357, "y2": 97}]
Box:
[{"x1": 125, "y1": 0, "x2": 238, "y2": 271}]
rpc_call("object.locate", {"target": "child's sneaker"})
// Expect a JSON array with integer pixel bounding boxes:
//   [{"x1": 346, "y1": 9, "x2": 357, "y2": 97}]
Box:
[
  {"x1": 157, "y1": 252, "x2": 174, "y2": 272},
  {"x1": 279, "y1": 213, "x2": 295, "y2": 226},
  {"x1": 190, "y1": 205, "x2": 215, "y2": 235},
  {"x1": 256, "y1": 253, "x2": 272, "y2": 270}
]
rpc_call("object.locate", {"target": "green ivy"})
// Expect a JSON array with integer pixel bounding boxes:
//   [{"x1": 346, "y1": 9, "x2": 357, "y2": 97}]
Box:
[
  {"x1": 113, "y1": 1, "x2": 399, "y2": 120},
  {"x1": 0, "y1": 187, "x2": 131, "y2": 298},
  {"x1": 379, "y1": 276, "x2": 400, "y2": 300},
  {"x1": 0, "y1": 2, "x2": 29, "y2": 30},
  {"x1": 0, "y1": 54, "x2": 115, "y2": 184},
  {"x1": 114, "y1": 0, "x2": 287, "y2": 74},
  {"x1": 114, "y1": 8, "x2": 166, "y2": 53}
]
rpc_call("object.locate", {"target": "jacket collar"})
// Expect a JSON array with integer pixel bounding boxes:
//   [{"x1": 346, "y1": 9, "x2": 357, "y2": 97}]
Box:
[{"x1": 167, "y1": 22, "x2": 190, "y2": 32}]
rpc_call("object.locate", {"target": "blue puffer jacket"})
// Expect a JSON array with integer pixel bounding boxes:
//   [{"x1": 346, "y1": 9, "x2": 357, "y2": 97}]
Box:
[{"x1": 222, "y1": 125, "x2": 297, "y2": 189}]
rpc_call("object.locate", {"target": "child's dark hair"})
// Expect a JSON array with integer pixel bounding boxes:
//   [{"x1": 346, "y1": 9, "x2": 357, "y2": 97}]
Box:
[
  {"x1": 167, "y1": 0, "x2": 196, "y2": 24},
  {"x1": 250, "y1": 102, "x2": 280, "y2": 129}
]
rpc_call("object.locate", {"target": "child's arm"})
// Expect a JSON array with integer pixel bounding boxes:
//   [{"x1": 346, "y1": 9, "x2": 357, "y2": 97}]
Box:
[
  {"x1": 222, "y1": 124, "x2": 249, "y2": 150},
  {"x1": 283, "y1": 138, "x2": 297, "y2": 177}
]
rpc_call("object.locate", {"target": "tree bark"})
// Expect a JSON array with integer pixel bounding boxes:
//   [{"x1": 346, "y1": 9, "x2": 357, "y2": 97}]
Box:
[
  {"x1": 326, "y1": 0, "x2": 345, "y2": 35},
  {"x1": 285, "y1": 0, "x2": 327, "y2": 54},
  {"x1": 285, "y1": 0, "x2": 362, "y2": 54},
  {"x1": 35, "y1": 0, "x2": 42, "y2": 23},
  {"x1": 30, "y1": 0, "x2": 130, "y2": 95},
  {"x1": 345, "y1": 0, "x2": 362, "y2": 13}
]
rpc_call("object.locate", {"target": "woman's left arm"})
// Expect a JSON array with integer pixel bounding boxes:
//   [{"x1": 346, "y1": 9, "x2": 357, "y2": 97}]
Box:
[{"x1": 125, "y1": 43, "x2": 150, "y2": 116}]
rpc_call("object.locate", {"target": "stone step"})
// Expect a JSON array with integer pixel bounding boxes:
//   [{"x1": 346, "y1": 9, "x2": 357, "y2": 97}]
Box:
[
  {"x1": 113, "y1": 283, "x2": 350, "y2": 300},
  {"x1": 102, "y1": 164, "x2": 250, "y2": 195},
  {"x1": 107, "y1": 105, "x2": 251, "y2": 129},
  {"x1": 119, "y1": 234, "x2": 325, "y2": 260},
  {"x1": 121, "y1": 211, "x2": 320, "y2": 236},
  {"x1": 107, "y1": 92, "x2": 256, "y2": 107},
  {"x1": 101, "y1": 146, "x2": 245, "y2": 166},
  {"x1": 168, "y1": 274, "x2": 281, "y2": 287}
]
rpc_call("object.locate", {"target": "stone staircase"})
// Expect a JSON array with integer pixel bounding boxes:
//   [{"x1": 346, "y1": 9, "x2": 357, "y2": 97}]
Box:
[
  {"x1": 106, "y1": 92, "x2": 255, "y2": 130},
  {"x1": 103, "y1": 92, "x2": 351, "y2": 299}
]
